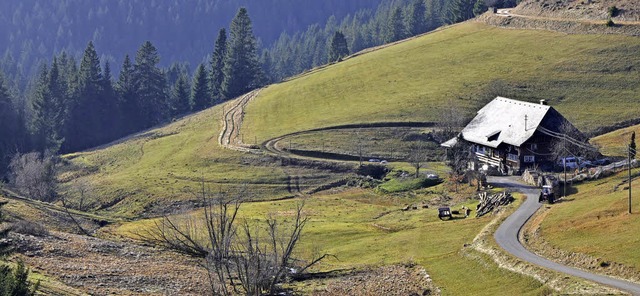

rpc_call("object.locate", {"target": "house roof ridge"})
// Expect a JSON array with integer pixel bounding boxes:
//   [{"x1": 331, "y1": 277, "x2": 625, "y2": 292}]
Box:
[{"x1": 494, "y1": 96, "x2": 551, "y2": 110}]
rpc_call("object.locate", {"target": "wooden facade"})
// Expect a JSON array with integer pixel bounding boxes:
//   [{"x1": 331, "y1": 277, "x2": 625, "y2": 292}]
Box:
[{"x1": 470, "y1": 132, "x2": 557, "y2": 174}]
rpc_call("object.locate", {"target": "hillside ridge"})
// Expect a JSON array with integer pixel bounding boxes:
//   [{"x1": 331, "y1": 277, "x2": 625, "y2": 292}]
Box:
[{"x1": 513, "y1": 0, "x2": 640, "y2": 22}]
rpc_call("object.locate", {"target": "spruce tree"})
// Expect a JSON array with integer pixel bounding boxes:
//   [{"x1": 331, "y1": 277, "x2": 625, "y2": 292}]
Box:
[
  {"x1": 426, "y1": 0, "x2": 446, "y2": 30},
  {"x1": 221, "y1": 8, "x2": 263, "y2": 100},
  {"x1": 209, "y1": 28, "x2": 227, "y2": 101},
  {"x1": 445, "y1": 0, "x2": 474, "y2": 24},
  {"x1": 406, "y1": 0, "x2": 427, "y2": 36},
  {"x1": 0, "y1": 202, "x2": 37, "y2": 296},
  {"x1": 100, "y1": 61, "x2": 119, "y2": 142},
  {"x1": 171, "y1": 74, "x2": 191, "y2": 116},
  {"x1": 65, "y1": 41, "x2": 103, "y2": 151},
  {"x1": 31, "y1": 62, "x2": 66, "y2": 154},
  {"x1": 0, "y1": 74, "x2": 19, "y2": 174},
  {"x1": 386, "y1": 7, "x2": 406, "y2": 43},
  {"x1": 116, "y1": 55, "x2": 138, "y2": 135},
  {"x1": 328, "y1": 31, "x2": 349, "y2": 62},
  {"x1": 133, "y1": 41, "x2": 168, "y2": 128},
  {"x1": 260, "y1": 49, "x2": 273, "y2": 84},
  {"x1": 191, "y1": 64, "x2": 210, "y2": 111},
  {"x1": 473, "y1": 0, "x2": 488, "y2": 16}
]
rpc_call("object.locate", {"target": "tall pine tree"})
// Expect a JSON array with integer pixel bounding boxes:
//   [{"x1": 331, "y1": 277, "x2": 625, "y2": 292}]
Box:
[
  {"x1": 385, "y1": 7, "x2": 406, "y2": 43},
  {"x1": 209, "y1": 28, "x2": 227, "y2": 101},
  {"x1": 191, "y1": 64, "x2": 210, "y2": 111},
  {"x1": 171, "y1": 73, "x2": 191, "y2": 116},
  {"x1": 328, "y1": 31, "x2": 349, "y2": 62},
  {"x1": 133, "y1": 41, "x2": 168, "y2": 128},
  {"x1": 445, "y1": 0, "x2": 474, "y2": 24},
  {"x1": 116, "y1": 54, "x2": 138, "y2": 135},
  {"x1": 31, "y1": 62, "x2": 66, "y2": 154},
  {"x1": 65, "y1": 41, "x2": 103, "y2": 152},
  {"x1": 473, "y1": 0, "x2": 488, "y2": 16},
  {"x1": 100, "y1": 61, "x2": 119, "y2": 142},
  {"x1": 406, "y1": 0, "x2": 427, "y2": 36},
  {"x1": 0, "y1": 73, "x2": 20, "y2": 174},
  {"x1": 221, "y1": 8, "x2": 263, "y2": 100}
]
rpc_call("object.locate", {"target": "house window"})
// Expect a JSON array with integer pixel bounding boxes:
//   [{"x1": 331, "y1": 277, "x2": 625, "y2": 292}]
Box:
[
  {"x1": 475, "y1": 145, "x2": 487, "y2": 155},
  {"x1": 524, "y1": 155, "x2": 535, "y2": 163},
  {"x1": 529, "y1": 143, "x2": 537, "y2": 151},
  {"x1": 507, "y1": 153, "x2": 518, "y2": 161}
]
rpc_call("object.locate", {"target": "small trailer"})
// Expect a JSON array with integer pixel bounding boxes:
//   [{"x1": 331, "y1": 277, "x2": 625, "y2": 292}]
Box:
[
  {"x1": 538, "y1": 185, "x2": 555, "y2": 204},
  {"x1": 438, "y1": 207, "x2": 452, "y2": 220}
]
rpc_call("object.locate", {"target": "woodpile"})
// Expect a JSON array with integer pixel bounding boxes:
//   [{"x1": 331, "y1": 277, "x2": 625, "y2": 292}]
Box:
[{"x1": 476, "y1": 191, "x2": 514, "y2": 217}]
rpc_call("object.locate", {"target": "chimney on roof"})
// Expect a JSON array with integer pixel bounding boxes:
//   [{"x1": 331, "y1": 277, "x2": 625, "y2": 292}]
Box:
[{"x1": 540, "y1": 99, "x2": 548, "y2": 105}]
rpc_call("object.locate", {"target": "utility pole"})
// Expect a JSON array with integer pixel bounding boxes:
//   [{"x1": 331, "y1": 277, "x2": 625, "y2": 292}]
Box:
[
  {"x1": 629, "y1": 144, "x2": 632, "y2": 214},
  {"x1": 563, "y1": 135, "x2": 567, "y2": 198}
]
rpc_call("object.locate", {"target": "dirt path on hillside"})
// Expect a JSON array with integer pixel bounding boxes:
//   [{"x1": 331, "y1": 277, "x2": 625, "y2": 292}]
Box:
[
  {"x1": 218, "y1": 89, "x2": 261, "y2": 153},
  {"x1": 497, "y1": 9, "x2": 640, "y2": 25},
  {"x1": 479, "y1": 9, "x2": 640, "y2": 36}
]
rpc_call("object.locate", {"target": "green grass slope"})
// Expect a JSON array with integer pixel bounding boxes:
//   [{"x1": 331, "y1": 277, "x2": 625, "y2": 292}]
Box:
[
  {"x1": 116, "y1": 189, "x2": 552, "y2": 295},
  {"x1": 539, "y1": 126, "x2": 640, "y2": 273},
  {"x1": 244, "y1": 21, "x2": 640, "y2": 142},
  {"x1": 60, "y1": 107, "x2": 348, "y2": 219}
]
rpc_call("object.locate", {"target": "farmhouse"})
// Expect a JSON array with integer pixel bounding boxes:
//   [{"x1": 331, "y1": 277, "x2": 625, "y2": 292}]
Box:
[{"x1": 442, "y1": 97, "x2": 585, "y2": 175}]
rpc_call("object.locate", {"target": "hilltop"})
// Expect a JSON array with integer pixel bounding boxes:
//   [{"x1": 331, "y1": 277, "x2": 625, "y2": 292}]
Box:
[
  {"x1": 243, "y1": 21, "x2": 640, "y2": 143},
  {"x1": 513, "y1": 0, "x2": 640, "y2": 22},
  {"x1": 479, "y1": 0, "x2": 640, "y2": 36}
]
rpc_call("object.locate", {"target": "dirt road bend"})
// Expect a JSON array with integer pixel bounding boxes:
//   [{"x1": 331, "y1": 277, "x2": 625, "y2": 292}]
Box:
[
  {"x1": 218, "y1": 89, "x2": 261, "y2": 153},
  {"x1": 490, "y1": 176, "x2": 640, "y2": 295}
]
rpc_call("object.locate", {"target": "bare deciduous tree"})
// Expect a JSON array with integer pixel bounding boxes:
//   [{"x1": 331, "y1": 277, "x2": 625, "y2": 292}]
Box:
[
  {"x1": 549, "y1": 121, "x2": 598, "y2": 163},
  {"x1": 139, "y1": 183, "x2": 321, "y2": 296},
  {"x1": 8, "y1": 152, "x2": 57, "y2": 202},
  {"x1": 353, "y1": 129, "x2": 366, "y2": 166},
  {"x1": 408, "y1": 142, "x2": 428, "y2": 178},
  {"x1": 435, "y1": 102, "x2": 467, "y2": 142}
]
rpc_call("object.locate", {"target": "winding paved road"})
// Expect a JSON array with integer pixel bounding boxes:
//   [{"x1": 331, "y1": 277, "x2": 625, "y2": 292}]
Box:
[{"x1": 491, "y1": 176, "x2": 640, "y2": 295}]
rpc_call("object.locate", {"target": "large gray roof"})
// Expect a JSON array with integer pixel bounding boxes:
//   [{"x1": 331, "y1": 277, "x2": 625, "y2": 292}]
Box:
[{"x1": 461, "y1": 97, "x2": 552, "y2": 148}]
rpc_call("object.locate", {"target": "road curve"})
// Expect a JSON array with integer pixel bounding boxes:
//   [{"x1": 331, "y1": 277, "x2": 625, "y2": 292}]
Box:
[{"x1": 491, "y1": 176, "x2": 640, "y2": 295}]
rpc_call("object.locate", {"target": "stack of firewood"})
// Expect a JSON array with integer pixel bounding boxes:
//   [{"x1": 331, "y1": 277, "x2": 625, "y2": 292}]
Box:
[{"x1": 476, "y1": 191, "x2": 514, "y2": 217}]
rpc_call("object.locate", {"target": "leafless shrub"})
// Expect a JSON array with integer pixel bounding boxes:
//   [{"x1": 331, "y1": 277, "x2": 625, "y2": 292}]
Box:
[
  {"x1": 11, "y1": 220, "x2": 49, "y2": 237},
  {"x1": 408, "y1": 142, "x2": 429, "y2": 178},
  {"x1": 139, "y1": 183, "x2": 322, "y2": 296},
  {"x1": 8, "y1": 152, "x2": 57, "y2": 202}
]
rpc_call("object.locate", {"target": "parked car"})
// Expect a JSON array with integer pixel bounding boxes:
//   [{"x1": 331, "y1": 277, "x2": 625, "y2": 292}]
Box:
[
  {"x1": 557, "y1": 157, "x2": 591, "y2": 169},
  {"x1": 592, "y1": 158, "x2": 611, "y2": 166},
  {"x1": 426, "y1": 173, "x2": 439, "y2": 180},
  {"x1": 368, "y1": 158, "x2": 381, "y2": 163}
]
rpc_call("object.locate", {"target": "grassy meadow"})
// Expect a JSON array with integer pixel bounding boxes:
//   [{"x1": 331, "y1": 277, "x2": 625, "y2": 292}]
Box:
[
  {"x1": 113, "y1": 187, "x2": 551, "y2": 295},
  {"x1": 283, "y1": 127, "x2": 443, "y2": 161},
  {"x1": 591, "y1": 124, "x2": 640, "y2": 157},
  {"x1": 540, "y1": 125, "x2": 640, "y2": 271},
  {"x1": 59, "y1": 106, "x2": 349, "y2": 219},
  {"x1": 244, "y1": 21, "x2": 640, "y2": 142}
]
